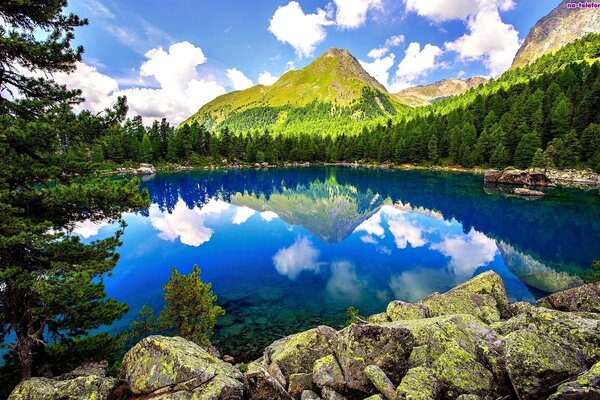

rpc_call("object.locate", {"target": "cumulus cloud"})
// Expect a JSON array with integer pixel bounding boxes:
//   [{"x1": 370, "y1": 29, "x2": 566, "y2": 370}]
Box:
[
  {"x1": 359, "y1": 54, "x2": 395, "y2": 89},
  {"x1": 430, "y1": 228, "x2": 498, "y2": 280},
  {"x1": 367, "y1": 47, "x2": 389, "y2": 59},
  {"x1": 232, "y1": 206, "x2": 256, "y2": 225},
  {"x1": 258, "y1": 71, "x2": 279, "y2": 86},
  {"x1": 227, "y1": 68, "x2": 254, "y2": 90},
  {"x1": 389, "y1": 268, "x2": 452, "y2": 302},
  {"x1": 404, "y1": 0, "x2": 514, "y2": 22},
  {"x1": 54, "y1": 41, "x2": 228, "y2": 125},
  {"x1": 261, "y1": 211, "x2": 279, "y2": 222},
  {"x1": 445, "y1": 6, "x2": 520, "y2": 76},
  {"x1": 333, "y1": 0, "x2": 383, "y2": 29},
  {"x1": 268, "y1": 1, "x2": 334, "y2": 58},
  {"x1": 384, "y1": 206, "x2": 427, "y2": 249},
  {"x1": 385, "y1": 34, "x2": 405, "y2": 47},
  {"x1": 150, "y1": 199, "x2": 230, "y2": 247},
  {"x1": 272, "y1": 236, "x2": 322, "y2": 279},
  {"x1": 71, "y1": 219, "x2": 111, "y2": 239},
  {"x1": 354, "y1": 211, "x2": 385, "y2": 238},
  {"x1": 390, "y1": 42, "x2": 443, "y2": 91},
  {"x1": 326, "y1": 261, "x2": 366, "y2": 302}
]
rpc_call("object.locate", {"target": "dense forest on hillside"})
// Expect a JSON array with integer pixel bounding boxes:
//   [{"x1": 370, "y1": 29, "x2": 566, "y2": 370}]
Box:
[{"x1": 95, "y1": 34, "x2": 600, "y2": 172}]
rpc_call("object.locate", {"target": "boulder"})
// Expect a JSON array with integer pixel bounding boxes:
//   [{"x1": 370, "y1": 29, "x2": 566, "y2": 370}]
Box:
[
  {"x1": 367, "y1": 312, "x2": 390, "y2": 324},
  {"x1": 246, "y1": 361, "x2": 292, "y2": 400},
  {"x1": 312, "y1": 354, "x2": 345, "y2": 392},
  {"x1": 363, "y1": 395, "x2": 385, "y2": 400},
  {"x1": 119, "y1": 335, "x2": 244, "y2": 399},
  {"x1": 484, "y1": 168, "x2": 555, "y2": 187},
  {"x1": 9, "y1": 374, "x2": 117, "y2": 400},
  {"x1": 503, "y1": 327, "x2": 587, "y2": 400},
  {"x1": 386, "y1": 300, "x2": 429, "y2": 321},
  {"x1": 548, "y1": 361, "x2": 600, "y2": 399},
  {"x1": 421, "y1": 271, "x2": 510, "y2": 324},
  {"x1": 321, "y1": 386, "x2": 347, "y2": 400},
  {"x1": 537, "y1": 282, "x2": 600, "y2": 313},
  {"x1": 364, "y1": 365, "x2": 396, "y2": 400},
  {"x1": 335, "y1": 323, "x2": 414, "y2": 393},
  {"x1": 395, "y1": 367, "x2": 440, "y2": 400},
  {"x1": 288, "y1": 373, "x2": 314, "y2": 399},
  {"x1": 265, "y1": 326, "x2": 338, "y2": 378},
  {"x1": 301, "y1": 390, "x2": 321, "y2": 400},
  {"x1": 514, "y1": 187, "x2": 545, "y2": 197}
]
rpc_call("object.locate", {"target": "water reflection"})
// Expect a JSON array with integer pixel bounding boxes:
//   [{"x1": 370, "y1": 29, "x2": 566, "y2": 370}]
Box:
[{"x1": 70, "y1": 167, "x2": 600, "y2": 359}]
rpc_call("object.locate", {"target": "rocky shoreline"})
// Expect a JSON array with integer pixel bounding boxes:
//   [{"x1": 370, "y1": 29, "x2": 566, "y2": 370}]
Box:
[{"x1": 10, "y1": 272, "x2": 600, "y2": 400}]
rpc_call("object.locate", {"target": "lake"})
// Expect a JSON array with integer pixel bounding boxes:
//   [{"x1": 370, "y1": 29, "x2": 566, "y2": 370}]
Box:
[{"x1": 79, "y1": 167, "x2": 600, "y2": 359}]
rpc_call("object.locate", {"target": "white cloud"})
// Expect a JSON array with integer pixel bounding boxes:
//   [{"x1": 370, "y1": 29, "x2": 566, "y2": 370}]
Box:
[
  {"x1": 430, "y1": 228, "x2": 498, "y2": 280},
  {"x1": 71, "y1": 219, "x2": 111, "y2": 239},
  {"x1": 272, "y1": 236, "x2": 322, "y2": 279},
  {"x1": 326, "y1": 261, "x2": 366, "y2": 302},
  {"x1": 390, "y1": 42, "x2": 443, "y2": 91},
  {"x1": 227, "y1": 68, "x2": 254, "y2": 90},
  {"x1": 445, "y1": 6, "x2": 520, "y2": 76},
  {"x1": 389, "y1": 268, "x2": 452, "y2": 302},
  {"x1": 268, "y1": 1, "x2": 334, "y2": 58},
  {"x1": 232, "y1": 206, "x2": 256, "y2": 225},
  {"x1": 404, "y1": 0, "x2": 479, "y2": 22},
  {"x1": 359, "y1": 54, "x2": 395, "y2": 89},
  {"x1": 384, "y1": 206, "x2": 427, "y2": 249},
  {"x1": 354, "y1": 211, "x2": 385, "y2": 238},
  {"x1": 261, "y1": 211, "x2": 279, "y2": 222},
  {"x1": 333, "y1": 0, "x2": 383, "y2": 29},
  {"x1": 258, "y1": 71, "x2": 279, "y2": 86},
  {"x1": 367, "y1": 47, "x2": 389, "y2": 59},
  {"x1": 150, "y1": 199, "x2": 230, "y2": 247},
  {"x1": 54, "y1": 41, "x2": 228, "y2": 125},
  {"x1": 385, "y1": 34, "x2": 405, "y2": 47}
]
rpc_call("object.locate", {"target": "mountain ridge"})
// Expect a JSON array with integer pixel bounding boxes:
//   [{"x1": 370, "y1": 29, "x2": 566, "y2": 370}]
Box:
[{"x1": 393, "y1": 76, "x2": 489, "y2": 107}]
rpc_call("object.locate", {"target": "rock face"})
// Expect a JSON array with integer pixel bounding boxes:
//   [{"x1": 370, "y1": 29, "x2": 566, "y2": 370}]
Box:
[
  {"x1": 538, "y1": 281, "x2": 600, "y2": 313},
  {"x1": 9, "y1": 274, "x2": 600, "y2": 400},
  {"x1": 484, "y1": 168, "x2": 556, "y2": 187},
  {"x1": 393, "y1": 77, "x2": 488, "y2": 107},
  {"x1": 511, "y1": 0, "x2": 600, "y2": 68}
]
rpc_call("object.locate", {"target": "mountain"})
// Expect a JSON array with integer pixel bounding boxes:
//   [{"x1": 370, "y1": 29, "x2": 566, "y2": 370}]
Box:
[
  {"x1": 393, "y1": 77, "x2": 488, "y2": 107},
  {"x1": 183, "y1": 48, "x2": 406, "y2": 135},
  {"x1": 511, "y1": 0, "x2": 600, "y2": 68}
]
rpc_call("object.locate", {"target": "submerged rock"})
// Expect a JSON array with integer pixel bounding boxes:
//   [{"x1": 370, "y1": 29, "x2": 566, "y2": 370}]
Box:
[
  {"x1": 537, "y1": 282, "x2": 600, "y2": 313},
  {"x1": 513, "y1": 187, "x2": 545, "y2": 197}
]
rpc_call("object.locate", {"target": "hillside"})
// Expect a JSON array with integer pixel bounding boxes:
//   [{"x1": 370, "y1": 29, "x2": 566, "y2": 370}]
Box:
[
  {"x1": 511, "y1": 0, "x2": 600, "y2": 68},
  {"x1": 393, "y1": 77, "x2": 488, "y2": 107},
  {"x1": 183, "y1": 48, "x2": 406, "y2": 135}
]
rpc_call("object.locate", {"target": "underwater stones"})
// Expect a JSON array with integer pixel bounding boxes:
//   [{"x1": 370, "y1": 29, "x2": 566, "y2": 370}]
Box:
[
  {"x1": 504, "y1": 327, "x2": 588, "y2": 400},
  {"x1": 246, "y1": 361, "x2": 293, "y2": 400},
  {"x1": 9, "y1": 375, "x2": 117, "y2": 400},
  {"x1": 548, "y1": 361, "x2": 600, "y2": 399},
  {"x1": 395, "y1": 367, "x2": 440, "y2": 400},
  {"x1": 288, "y1": 373, "x2": 314, "y2": 399},
  {"x1": 386, "y1": 300, "x2": 429, "y2": 321},
  {"x1": 335, "y1": 323, "x2": 414, "y2": 393},
  {"x1": 265, "y1": 325, "x2": 338, "y2": 378},
  {"x1": 421, "y1": 271, "x2": 510, "y2": 324},
  {"x1": 537, "y1": 282, "x2": 600, "y2": 313},
  {"x1": 312, "y1": 354, "x2": 345, "y2": 392},
  {"x1": 119, "y1": 335, "x2": 244, "y2": 398},
  {"x1": 364, "y1": 365, "x2": 396, "y2": 400}
]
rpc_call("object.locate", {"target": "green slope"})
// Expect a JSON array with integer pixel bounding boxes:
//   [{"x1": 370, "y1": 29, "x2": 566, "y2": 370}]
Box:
[{"x1": 183, "y1": 48, "x2": 407, "y2": 135}]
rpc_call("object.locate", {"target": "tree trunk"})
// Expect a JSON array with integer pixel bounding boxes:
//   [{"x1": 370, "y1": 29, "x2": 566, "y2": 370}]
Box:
[{"x1": 15, "y1": 336, "x2": 34, "y2": 380}]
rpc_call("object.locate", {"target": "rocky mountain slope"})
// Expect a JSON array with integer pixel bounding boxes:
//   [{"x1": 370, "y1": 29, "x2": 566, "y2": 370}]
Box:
[
  {"x1": 393, "y1": 77, "x2": 488, "y2": 107},
  {"x1": 511, "y1": 0, "x2": 600, "y2": 68},
  {"x1": 183, "y1": 48, "x2": 405, "y2": 134},
  {"x1": 10, "y1": 272, "x2": 600, "y2": 400}
]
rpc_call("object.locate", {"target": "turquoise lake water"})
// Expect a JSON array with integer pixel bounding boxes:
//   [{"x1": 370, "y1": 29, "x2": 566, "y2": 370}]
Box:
[{"x1": 78, "y1": 167, "x2": 600, "y2": 359}]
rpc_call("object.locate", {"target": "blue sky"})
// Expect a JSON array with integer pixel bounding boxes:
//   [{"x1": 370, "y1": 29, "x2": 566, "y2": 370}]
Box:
[{"x1": 59, "y1": 0, "x2": 561, "y2": 123}]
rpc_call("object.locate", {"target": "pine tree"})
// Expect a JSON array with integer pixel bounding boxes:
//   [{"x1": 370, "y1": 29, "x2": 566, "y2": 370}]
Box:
[
  {"x1": 140, "y1": 133, "x2": 153, "y2": 163},
  {"x1": 427, "y1": 135, "x2": 439, "y2": 162},
  {"x1": 490, "y1": 143, "x2": 510, "y2": 168},
  {"x1": 514, "y1": 131, "x2": 542, "y2": 169}
]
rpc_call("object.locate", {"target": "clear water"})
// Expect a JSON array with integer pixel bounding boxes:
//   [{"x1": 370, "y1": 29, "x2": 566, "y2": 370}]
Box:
[{"x1": 79, "y1": 167, "x2": 600, "y2": 359}]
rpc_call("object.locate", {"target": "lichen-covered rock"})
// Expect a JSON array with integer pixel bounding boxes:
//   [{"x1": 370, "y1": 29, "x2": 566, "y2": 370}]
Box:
[
  {"x1": 421, "y1": 271, "x2": 509, "y2": 324},
  {"x1": 335, "y1": 323, "x2": 414, "y2": 393},
  {"x1": 288, "y1": 373, "x2": 314, "y2": 399},
  {"x1": 386, "y1": 300, "x2": 429, "y2": 321},
  {"x1": 367, "y1": 312, "x2": 391, "y2": 324},
  {"x1": 246, "y1": 360, "x2": 293, "y2": 400},
  {"x1": 395, "y1": 367, "x2": 440, "y2": 400},
  {"x1": 364, "y1": 365, "x2": 396, "y2": 400},
  {"x1": 432, "y1": 341, "x2": 496, "y2": 398},
  {"x1": 504, "y1": 327, "x2": 587, "y2": 400},
  {"x1": 312, "y1": 354, "x2": 345, "y2": 392},
  {"x1": 321, "y1": 386, "x2": 347, "y2": 400},
  {"x1": 494, "y1": 302, "x2": 600, "y2": 364},
  {"x1": 363, "y1": 395, "x2": 385, "y2": 400},
  {"x1": 537, "y1": 282, "x2": 600, "y2": 313},
  {"x1": 456, "y1": 395, "x2": 481, "y2": 400},
  {"x1": 265, "y1": 326, "x2": 338, "y2": 378},
  {"x1": 484, "y1": 168, "x2": 555, "y2": 187},
  {"x1": 9, "y1": 374, "x2": 117, "y2": 400},
  {"x1": 300, "y1": 390, "x2": 321, "y2": 400},
  {"x1": 548, "y1": 361, "x2": 600, "y2": 399},
  {"x1": 119, "y1": 335, "x2": 244, "y2": 398}
]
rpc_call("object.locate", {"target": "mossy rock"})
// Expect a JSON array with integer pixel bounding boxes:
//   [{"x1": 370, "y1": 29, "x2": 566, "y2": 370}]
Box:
[
  {"x1": 288, "y1": 373, "x2": 314, "y2": 399},
  {"x1": 395, "y1": 367, "x2": 440, "y2": 400},
  {"x1": 246, "y1": 361, "x2": 293, "y2": 400},
  {"x1": 335, "y1": 323, "x2": 414, "y2": 393},
  {"x1": 364, "y1": 365, "x2": 396, "y2": 400},
  {"x1": 421, "y1": 271, "x2": 509, "y2": 324},
  {"x1": 367, "y1": 312, "x2": 391, "y2": 324},
  {"x1": 312, "y1": 354, "x2": 345, "y2": 392},
  {"x1": 119, "y1": 335, "x2": 243, "y2": 396},
  {"x1": 265, "y1": 325, "x2": 338, "y2": 378},
  {"x1": 504, "y1": 327, "x2": 587, "y2": 400},
  {"x1": 548, "y1": 361, "x2": 600, "y2": 399},
  {"x1": 432, "y1": 342, "x2": 496, "y2": 398},
  {"x1": 537, "y1": 282, "x2": 600, "y2": 313},
  {"x1": 9, "y1": 375, "x2": 117, "y2": 400},
  {"x1": 386, "y1": 300, "x2": 429, "y2": 321}
]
